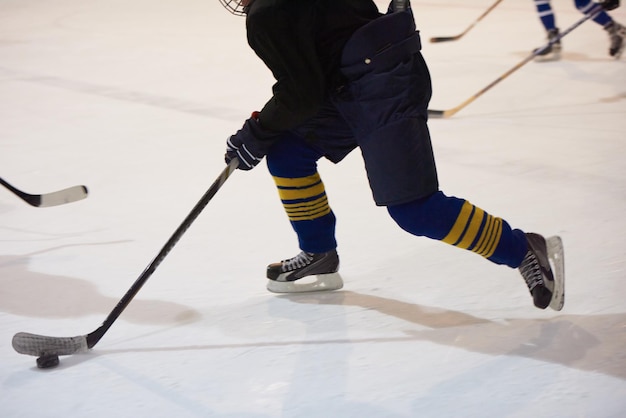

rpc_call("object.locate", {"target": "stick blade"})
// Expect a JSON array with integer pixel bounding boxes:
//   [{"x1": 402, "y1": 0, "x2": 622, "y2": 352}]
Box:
[
  {"x1": 427, "y1": 109, "x2": 448, "y2": 118},
  {"x1": 12, "y1": 332, "x2": 89, "y2": 356},
  {"x1": 37, "y1": 185, "x2": 89, "y2": 207},
  {"x1": 429, "y1": 36, "x2": 460, "y2": 43}
]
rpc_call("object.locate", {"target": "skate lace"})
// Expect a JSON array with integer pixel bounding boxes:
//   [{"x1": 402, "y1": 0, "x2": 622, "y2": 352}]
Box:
[
  {"x1": 281, "y1": 252, "x2": 314, "y2": 273},
  {"x1": 519, "y1": 251, "x2": 544, "y2": 292}
]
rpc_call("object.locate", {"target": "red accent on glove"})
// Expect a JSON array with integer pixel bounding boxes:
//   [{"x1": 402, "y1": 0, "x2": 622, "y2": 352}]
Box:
[{"x1": 251, "y1": 111, "x2": 260, "y2": 121}]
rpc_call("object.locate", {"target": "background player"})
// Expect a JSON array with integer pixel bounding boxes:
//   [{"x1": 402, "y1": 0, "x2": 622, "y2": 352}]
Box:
[{"x1": 532, "y1": 0, "x2": 625, "y2": 60}]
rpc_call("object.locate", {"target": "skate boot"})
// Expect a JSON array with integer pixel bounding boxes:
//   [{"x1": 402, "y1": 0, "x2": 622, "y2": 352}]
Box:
[
  {"x1": 606, "y1": 21, "x2": 625, "y2": 58},
  {"x1": 266, "y1": 250, "x2": 343, "y2": 293},
  {"x1": 534, "y1": 28, "x2": 562, "y2": 62},
  {"x1": 518, "y1": 233, "x2": 565, "y2": 310}
]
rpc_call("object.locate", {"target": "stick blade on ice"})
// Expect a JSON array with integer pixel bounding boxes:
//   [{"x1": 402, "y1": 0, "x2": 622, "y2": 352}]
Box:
[
  {"x1": 37, "y1": 185, "x2": 89, "y2": 207},
  {"x1": 429, "y1": 36, "x2": 460, "y2": 43},
  {"x1": 428, "y1": 0, "x2": 505, "y2": 44},
  {"x1": 12, "y1": 332, "x2": 89, "y2": 356},
  {"x1": 428, "y1": 108, "x2": 459, "y2": 119},
  {"x1": 12, "y1": 161, "x2": 238, "y2": 363},
  {"x1": 0, "y1": 177, "x2": 88, "y2": 207}
]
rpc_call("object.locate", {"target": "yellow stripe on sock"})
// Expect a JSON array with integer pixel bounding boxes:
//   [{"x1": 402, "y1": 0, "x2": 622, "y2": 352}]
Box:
[
  {"x1": 275, "y1": 174, "x2": 327, "y2": 202},
  {"x1": 477, "y1": 217, "x2": 502, "y2": 258},
  {"x1": 456, "y1": 207, "x2": 485, "y2": 250},
  {"x1": 273, "y1": 173, "x2": 332, "y2": 222},
  {"x1": 284, "y1": 196, "x2": 331, "y2": 221},
  {"x1": 284, "y1": 195, "x2": 328, "y2": 212},
  {"x1": 442, "y1": 201, "x2": 474, "y2": 245},
  {"x1": 273, "y1": 173, "x2": 321, "y2": 189},
  {"x1": 472, "y1": 214, "x2": 496, "y2": 255},
  {"x1": 287, "y1": 206, "x2": 331, "y2": 221},
  {"x1": 442, "y1": 201, "x2": 505, "y2": 260}
]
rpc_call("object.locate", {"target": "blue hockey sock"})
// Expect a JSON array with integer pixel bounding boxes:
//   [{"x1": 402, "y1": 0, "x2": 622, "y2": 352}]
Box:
[{"x1": 387, "y1": 191, "x2": 528, "y2": 268}]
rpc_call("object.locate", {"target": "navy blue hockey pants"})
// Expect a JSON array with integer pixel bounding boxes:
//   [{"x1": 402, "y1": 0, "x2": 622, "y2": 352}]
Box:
[{"x1": 265, "y1": 9, "x2": 528, "y2": 268}]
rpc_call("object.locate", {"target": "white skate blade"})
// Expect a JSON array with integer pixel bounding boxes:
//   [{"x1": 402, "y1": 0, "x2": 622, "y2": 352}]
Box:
[
  {"x1": 546, "y1": 236, "x2": 565, "y2": 311},
  {"x1": 266, "y1": 273, "x2": 343, "y2": 294}
]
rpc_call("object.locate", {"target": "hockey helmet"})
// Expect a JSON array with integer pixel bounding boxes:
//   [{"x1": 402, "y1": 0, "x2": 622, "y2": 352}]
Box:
[{"x1": 218, "y1": 0, "x2": 252, "y2": 16}]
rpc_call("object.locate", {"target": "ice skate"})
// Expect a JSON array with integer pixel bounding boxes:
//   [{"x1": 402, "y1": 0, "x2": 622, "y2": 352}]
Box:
[
  {"x1": 518, "y1": 233, "x2": 565, "y2": 311},
  {"x1": 606, "y1": 21, "x2": 625, "y2": 58},
  {"x1": 534, "y1": 28, "x2": 562, "y2": 62},
  {"x1": 266, "y1": 250, "x2": 343, "y2": 293}
]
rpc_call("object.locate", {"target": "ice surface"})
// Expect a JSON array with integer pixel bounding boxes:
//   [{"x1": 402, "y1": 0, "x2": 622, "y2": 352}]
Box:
[{"x1": 1, "y1": 1, "x2": 625, "y2": 417}]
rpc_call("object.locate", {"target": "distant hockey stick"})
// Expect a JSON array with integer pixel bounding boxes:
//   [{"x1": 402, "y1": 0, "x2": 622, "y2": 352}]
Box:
[
  {"x1": 12, "y1": 159, "x2": 238, "y2": 361},
  {"x1": 0, "y1": 177, "x2": 88, "y2": 207},
  {"x1": 428, "y1": 2, "x2": 611, "y2": 119},
  {"x1": 430, "y1": 0, "x2": 504, "y2": 43}
]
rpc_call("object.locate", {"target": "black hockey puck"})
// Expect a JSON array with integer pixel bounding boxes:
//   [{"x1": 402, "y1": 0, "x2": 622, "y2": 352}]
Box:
[{"x1": 36, "y1": 354, "x2": 60, "y2": 369}]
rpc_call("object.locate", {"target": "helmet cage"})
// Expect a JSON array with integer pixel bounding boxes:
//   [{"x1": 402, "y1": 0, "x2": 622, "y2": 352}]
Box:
[{"x1": 218, "y1": 0, "x2": 248, "y2": 16}]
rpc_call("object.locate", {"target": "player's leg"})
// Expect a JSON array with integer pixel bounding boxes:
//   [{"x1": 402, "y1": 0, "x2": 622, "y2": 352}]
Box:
[
  {"x1": 533, "y1": 0, "x2": 562, "y2": 61},
  {"x1": 387, "y1": 192, "x2": 562, "y2": 310},
  {"x1": 264, "y1": 116, "x2": 356, "y2": 293},
  {"x1": 574, "y1": 0, "x2": 625, "y2": 58}
]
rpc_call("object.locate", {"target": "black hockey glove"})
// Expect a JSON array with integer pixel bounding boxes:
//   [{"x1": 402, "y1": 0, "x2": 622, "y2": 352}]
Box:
[{"x1": 225, "y1": 112, "x2": 276, "y2": 171}]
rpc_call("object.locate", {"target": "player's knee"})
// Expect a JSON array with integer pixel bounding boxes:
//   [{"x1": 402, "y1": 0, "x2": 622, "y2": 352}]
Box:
[
  {"x1": 387, "y1": 191, "x2": 454, "y2": 238},
  {"x1": 266, "y1": 134, "x2": 320, "y2": 178}
]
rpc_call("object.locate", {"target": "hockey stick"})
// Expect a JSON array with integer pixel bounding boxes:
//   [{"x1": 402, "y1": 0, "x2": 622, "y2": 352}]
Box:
[
  {"x1": 0, "y1": 177, "x2": 88, "y2": 207},
  {"x1": 430, "y1": 0, "x2": 504, "y2": 43},
  {"x1": 428, "y1": 3, "x2": 609, "y2": 119},
  {"x1": 392, "y1": 0, "x2": 410, "y2": 12},
  {"x1": 12, "y1": 159, "x2": 238, "y2": 360}
]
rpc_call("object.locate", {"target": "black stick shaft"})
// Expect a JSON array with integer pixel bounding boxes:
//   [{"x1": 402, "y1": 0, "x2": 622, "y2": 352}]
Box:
[
  {"x1": 0, "y1": 177, "x2": 88, "y2": 207},
  {"x1": 86, "y1": 160, "x2": 238, "y2": 348},
  {"x1": 0, "y1": 177, "x2": 41, "y2": 206}
]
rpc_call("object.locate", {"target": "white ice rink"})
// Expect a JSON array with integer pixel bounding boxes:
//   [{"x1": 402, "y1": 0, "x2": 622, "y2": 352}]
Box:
[{"x1": 1, "y1": 1, "x2": 625, "y2": 417}]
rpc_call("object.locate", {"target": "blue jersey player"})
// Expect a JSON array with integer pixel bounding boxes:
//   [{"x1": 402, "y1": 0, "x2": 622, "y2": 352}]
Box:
[
  {"x1": 219, "y1": 0, "x2": 565, "y2": 311},
  {"x1": 533, "y1": 0, "x2": 625, "y2": 60}
]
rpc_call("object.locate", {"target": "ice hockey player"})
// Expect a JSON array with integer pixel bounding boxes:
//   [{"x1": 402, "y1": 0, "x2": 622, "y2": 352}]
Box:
[
  {"x1": 218, "y1": 0, "x2": 565, "y2": 311},
  {"x1": 532, "y1": 0, "x2": 625, "y2": 61}
]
